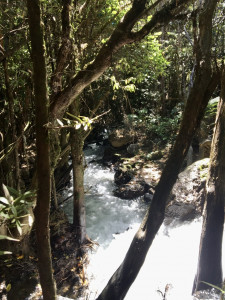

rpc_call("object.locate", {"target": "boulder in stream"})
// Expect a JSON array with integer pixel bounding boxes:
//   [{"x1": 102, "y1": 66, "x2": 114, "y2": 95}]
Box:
[
  {"x1": 113, "y1": 179, "x2": 150, "y2": 199},
  {"x1": 165, "y1": 158, "x2": 209, "y2": 224},
  {"x1": 108, "y1": 128, "x2": 135, "y2": 148}
]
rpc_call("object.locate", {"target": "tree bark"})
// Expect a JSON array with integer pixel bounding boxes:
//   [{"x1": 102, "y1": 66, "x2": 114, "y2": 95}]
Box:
[
  {"x1": 96, "y1": 1, "x2": 219, "y2": 299},
  {"x1": 50, "y1": 0, "x2": 72, "y2": 95},
  {"x1": 69, "y1": 102, "x2": 86, "y2": 244},
  {"x1": 27, "y1": 0, "x2": 57, "y2": 299},
  {"x1": 2, "y1": 58, "x2": 21, "y2": 190},
  {"x1": 193, "y1": 67, "x2": 225, "y2": 293}
]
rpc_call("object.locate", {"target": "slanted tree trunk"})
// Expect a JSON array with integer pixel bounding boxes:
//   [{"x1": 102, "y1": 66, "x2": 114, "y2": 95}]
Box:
[
  {"x1": 69, "y1": 102, "x2": 86, "y2": 244},
  {"x1": 193, "y1": 67, "x2": 225, "y2": 293},
  {"x1": 27, "y1": 0, "x2": 57, "y2": 299},
  {"x1": 96, "y1": 1, "x2": 219, "y2": 299}
]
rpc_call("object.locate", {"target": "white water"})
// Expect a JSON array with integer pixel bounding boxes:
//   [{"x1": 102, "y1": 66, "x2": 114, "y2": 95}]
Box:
[{"x1": 62, "y1": 144, "x2": 224, "y2": 300}]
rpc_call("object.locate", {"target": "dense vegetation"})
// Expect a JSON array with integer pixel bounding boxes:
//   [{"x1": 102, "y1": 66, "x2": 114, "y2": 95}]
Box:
[{"x1": 0, "y1": 0, "x2": 225, "y2": 299}]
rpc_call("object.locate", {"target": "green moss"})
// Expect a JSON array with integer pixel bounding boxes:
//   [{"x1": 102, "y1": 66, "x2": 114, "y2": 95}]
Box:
[{"x1": 198, "y1": 158, "x2": 209, "y2": 179}]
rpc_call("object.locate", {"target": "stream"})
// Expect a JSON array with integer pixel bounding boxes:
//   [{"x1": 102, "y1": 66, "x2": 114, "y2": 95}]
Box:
[{"x1": 62, "y1": 143, "x2": 225, "y2": 300}]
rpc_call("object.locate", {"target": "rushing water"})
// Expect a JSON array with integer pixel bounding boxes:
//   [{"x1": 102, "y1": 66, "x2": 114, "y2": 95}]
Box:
[{"x1": 62, "y1": 144, "x2": 224, "y2": 300}]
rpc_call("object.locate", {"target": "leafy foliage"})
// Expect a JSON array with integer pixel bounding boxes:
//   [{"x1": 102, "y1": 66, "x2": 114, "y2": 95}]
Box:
[
  {"x1": 0, "y1": 184, "x2": 35, "y2": 235},
  {"x1": 128, "y1": 106, "x2": 182, "y2": 145}
]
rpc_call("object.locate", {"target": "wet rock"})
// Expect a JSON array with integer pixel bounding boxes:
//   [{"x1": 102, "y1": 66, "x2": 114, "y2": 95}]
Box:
[
  {"x1": 114, "y1": 180, "x2": 150, "y2": 199},
  {"x1": 114, "y1": 165, "x2": 134, "y2": 185},
  {"x1": 165, "y1": 158, "x2": 209, "y2": 224},
  {"x1": 102, "y1": 146, "x2": 122, "y2": 166},
  {"x1": 127, "y1": 143, "x2": 140, "y2": 156},
  {"x1": 144, "y1": 192, "x2": 153, "y2": 203},
  {"x1": 108, "y1": 128, "x2": 135, "y2": 148},
  {"x1": 165, "y1": 202, "x2": 197, "y2": 223}
]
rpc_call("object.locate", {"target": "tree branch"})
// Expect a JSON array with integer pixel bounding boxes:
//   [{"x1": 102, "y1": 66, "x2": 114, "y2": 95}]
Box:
[{"x1": 50, "y1": 0, "x2": 192, "y2": 119}]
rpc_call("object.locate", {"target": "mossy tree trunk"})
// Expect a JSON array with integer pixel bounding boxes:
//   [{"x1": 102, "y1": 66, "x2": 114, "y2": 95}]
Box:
[
  {"x1": 27, "y1": 0, "x2": 57, "y2": 299},
  {"x1": 193, "y1": 67, "x2": 225, "y2": 293},
  {"x1": 96, "y1": 1, "x2": 219, "y2": 299}
]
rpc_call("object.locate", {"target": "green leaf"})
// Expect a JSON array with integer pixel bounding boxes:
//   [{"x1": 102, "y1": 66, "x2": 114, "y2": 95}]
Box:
[
  {"x1": 6, "y1": 283, "x2": 11, "y2": 292},
  {"x1": 66, "y1": 112, "x2": 82, "y2": 122},
  {"x1": 7, "y1": 186, "x2": 20, "y2": 197},
  {"x1": 201, "y1": 281, "x2": 225, "y2": 294},
  {"x1": 11, "y1": 206, "x2": 17, "y2": 217},
  {"x1": 0, "y1": 212, "x2": 10, "y2": 219}
]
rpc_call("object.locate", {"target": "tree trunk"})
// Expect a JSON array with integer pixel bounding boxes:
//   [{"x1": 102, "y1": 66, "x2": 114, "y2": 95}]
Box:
[
  {"x1": 27, "y1": 0, "x2": 57, "y2": 299},
  {"x1": 193, "y1": 67, "x2": 225, "y2": 293},
  {"x1": 69, "y1": 102, "x2": 86, "y2": 244},
  {"x1": 96, "y1": 1, "x2": 219, "y2": 299},
  {"x1": 50, "y1": 0, "x2": 72, "y2": 95},
  {"x1": 2, "y1": 58, "x2": 21, "y2": 190}
]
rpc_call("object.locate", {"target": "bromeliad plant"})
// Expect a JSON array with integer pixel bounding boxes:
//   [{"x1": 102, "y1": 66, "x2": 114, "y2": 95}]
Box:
[{"x1": 0, "y1": 184, "x2": 35, "y2": 236}]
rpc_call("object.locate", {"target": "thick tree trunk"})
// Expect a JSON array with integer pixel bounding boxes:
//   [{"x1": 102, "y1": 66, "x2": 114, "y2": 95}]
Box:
[
  {"x1": 193, "y1": 68, "x2": 225, "y2": 293},
  {"x1": 96, "y1": 1, "x2": 219, "y2": 299},
  {"x1": 27, "y1": 0, "x2": 57, "y2": 299},
  {"x1": 69, "y1": 102, "x2": 86, "y2": 244}
]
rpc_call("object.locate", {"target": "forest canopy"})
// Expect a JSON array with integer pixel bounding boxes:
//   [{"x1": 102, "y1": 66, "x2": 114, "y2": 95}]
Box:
[{"x1": 0, "y1": 0, "x2": 225, "y2": 299}]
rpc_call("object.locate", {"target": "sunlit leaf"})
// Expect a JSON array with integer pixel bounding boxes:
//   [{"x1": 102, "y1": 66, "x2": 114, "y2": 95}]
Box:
[
  {"x1": 83, "y1": 124, "x2": 88, "y2": 131},
  {"x1": 75, "y1": 123, "x2": 81, "y2": 129},
  {"x1": 0, "y1": 197, "x2": 9, "y2": 205},
  {"x1": 16, "y1": 222, "x2": 22, "y2": 236},
  {"x1": 6, "y1": 283, "x2": 11, "y2": 292},
  {"x1": 0, "y1": 251, "x2": 12, "y2": 256},
  {"x1": 2, "y1": 184, "x2": 13, "y2": 203},
  {"x1": 56, "y1": 119, "x2": 64, "y2": 126},
  {"x1": 24, "y1": 121, "x2": 30, "y2": 132},
  {"x1": 0, "y1": 235, "x2": 19, "y2": 241}
]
